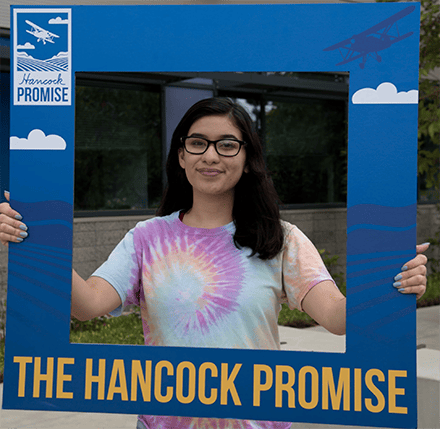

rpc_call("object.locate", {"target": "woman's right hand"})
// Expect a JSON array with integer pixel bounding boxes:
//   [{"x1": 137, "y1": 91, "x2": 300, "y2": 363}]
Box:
[{"x1": 0, "y1": 191, "x2": 28, "y2": 247}]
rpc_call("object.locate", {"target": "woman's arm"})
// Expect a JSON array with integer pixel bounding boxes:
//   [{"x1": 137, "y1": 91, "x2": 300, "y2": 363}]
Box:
[
  {"x1": 71, "y1": 270, "x2": 122, "y2": 321},
  {"x1": 302, "y1": 243, "x2": 430, "y2": 336},
  {"x1": 302, "y1": 281, "x2": 346, "y2": 336}
]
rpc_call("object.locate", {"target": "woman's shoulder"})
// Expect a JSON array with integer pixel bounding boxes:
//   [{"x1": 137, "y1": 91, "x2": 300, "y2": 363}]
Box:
[
  {"x1": 280, "y1": 220, "x2": 313, "y2": 246},
  {"x1": 131, "y1": 211, "x2": 180, "y2": 235},
  {"x1": 280, "y1": 219, "x2": 298, "y2": 235}
]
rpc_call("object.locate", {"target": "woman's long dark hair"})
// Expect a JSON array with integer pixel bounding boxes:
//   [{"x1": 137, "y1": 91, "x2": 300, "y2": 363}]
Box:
[{"x1": 157, "y1": 97, "x2": 284, "y2": 260}]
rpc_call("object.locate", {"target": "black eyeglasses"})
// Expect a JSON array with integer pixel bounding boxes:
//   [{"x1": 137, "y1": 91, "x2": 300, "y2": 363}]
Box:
[{"x1": 180, "y1": 136, "x2": 246, "y2": 157}]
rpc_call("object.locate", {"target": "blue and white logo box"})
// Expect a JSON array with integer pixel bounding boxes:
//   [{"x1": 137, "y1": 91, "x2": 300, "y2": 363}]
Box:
[{"x1": 4, "y1": 4, "x2": 420, "y2": 428}]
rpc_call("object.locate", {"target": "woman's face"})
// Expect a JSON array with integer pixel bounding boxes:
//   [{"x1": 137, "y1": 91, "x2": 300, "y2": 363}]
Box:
[{"x1": 178, "y1": 114, "x2": 248, "y2": 200}]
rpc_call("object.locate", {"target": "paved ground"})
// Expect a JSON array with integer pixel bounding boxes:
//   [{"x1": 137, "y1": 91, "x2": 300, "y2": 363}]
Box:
[
  {"x1": 416, "y1": 305, "x2": 440, "y2": 350},
  {"x1": 278, "y1": 304, "x2": 439, "y2": 352},
  {"x1": 1, "y1": 306, "x2": 438, "y2": 429}
]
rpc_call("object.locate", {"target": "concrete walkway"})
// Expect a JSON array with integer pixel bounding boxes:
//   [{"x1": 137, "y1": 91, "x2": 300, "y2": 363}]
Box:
[
  {"x1": 279, "y1": 302, "x2": 439, "y2": 352},
  {"x1": 1, "y1": 306, "x2": 438, "y2": 429}
]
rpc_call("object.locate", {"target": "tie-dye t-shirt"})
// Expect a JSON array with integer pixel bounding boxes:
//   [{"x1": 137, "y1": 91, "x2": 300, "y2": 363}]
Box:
[{"x1": 92, "y1": 211, "x2": 335, "y2": 429}]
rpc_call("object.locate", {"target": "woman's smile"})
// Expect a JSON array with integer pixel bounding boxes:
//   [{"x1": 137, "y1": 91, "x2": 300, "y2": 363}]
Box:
[{"x1": 198, "y1": 168, "x2": 222, "y2": 176}]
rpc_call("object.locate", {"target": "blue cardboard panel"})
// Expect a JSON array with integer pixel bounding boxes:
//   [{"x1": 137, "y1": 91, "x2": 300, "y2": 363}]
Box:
[{"x1": 4, "y1": 3, "x2": 420, "y2": 427}]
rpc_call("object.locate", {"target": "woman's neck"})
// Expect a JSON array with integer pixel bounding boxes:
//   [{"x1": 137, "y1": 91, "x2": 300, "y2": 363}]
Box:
[{"x1": 183, "y1": 192, "x2": 234, "y2": 229}]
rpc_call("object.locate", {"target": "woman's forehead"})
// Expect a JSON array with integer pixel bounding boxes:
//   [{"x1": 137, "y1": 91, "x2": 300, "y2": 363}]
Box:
[{"x1": 188, "y1": 115, "x2": 242, "y2": 139}]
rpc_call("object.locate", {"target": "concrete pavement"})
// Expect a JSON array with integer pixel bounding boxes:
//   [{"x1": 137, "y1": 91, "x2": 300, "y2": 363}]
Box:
[
  {"x1": 1, "y1": 306, "x2": 438, "y2": 429},
  {"x1": 278, "y1": 303, "x2": 439, "y2": 352}
]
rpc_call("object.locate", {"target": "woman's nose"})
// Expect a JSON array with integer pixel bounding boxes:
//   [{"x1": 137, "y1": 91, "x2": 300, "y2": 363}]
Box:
[{"x1": 202, "y1": 144, "x2": 220, "y2": 161}]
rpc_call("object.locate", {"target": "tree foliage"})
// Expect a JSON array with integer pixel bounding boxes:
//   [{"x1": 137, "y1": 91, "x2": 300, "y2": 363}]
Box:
[
  {"x1": 378, "y1": 0, "x2": 440, "y2": 193},
  {"x1": 418, "y1": 0, "x2": 440, "y2": 192}
]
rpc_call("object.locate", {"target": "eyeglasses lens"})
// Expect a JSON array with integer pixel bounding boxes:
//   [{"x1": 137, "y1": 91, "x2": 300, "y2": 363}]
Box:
[{"x1": 185, "y1": 138, "x2": 240, "y2": 156}]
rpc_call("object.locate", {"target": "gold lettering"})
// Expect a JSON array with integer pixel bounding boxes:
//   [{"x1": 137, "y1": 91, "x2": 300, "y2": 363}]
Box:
[
  {"x1": 322, "y1": 367, "x2": 350, "y2": 411},
  {"x1": 56, "y1": 358, "x2": 74, "y2": 399},
  {"x1": 131, "y1": 360, "x2": 152, "y2": 402},
  {"x1": 198, "y1": 362, "x2": 218, "y2": 405},
  {"x1": 221, "y1": 363, "x2": 242, "y2": 406},
  {"x1": 85, "y1": 358, "x2": 106, "y2": 400},
  {"x1": 298, "y1": 366, "x2": 319, "y2": 409},
  {"x1": 154, "y1": 361, "x2": 173, "y2": 403},
  {"x1": 13, "y1": 356, "x2": 33, "y2": 397},
  {"x1": 275, "y1": 365, "x2": 295, "y2": 408},
  {"x1": 365, "y1": 369, "x2": 385, "y2": 413},
  {"x1": 253, "y1": 365, "x2": 273, "y2": 406},
  {"x1": 33, "y1": 357, "x2": 54, "y2": 398},
  {"x1": 107, "y1": 359, "x2": 128, "y2": 401},
  {"x1": 388, "y1": 370, "x2": 407, "y2": 414}
]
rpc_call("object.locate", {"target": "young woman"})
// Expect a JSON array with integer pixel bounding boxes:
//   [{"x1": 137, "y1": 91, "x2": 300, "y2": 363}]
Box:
[{"x1": 0, "y1": 98, "x2": 429, "y2": 429}]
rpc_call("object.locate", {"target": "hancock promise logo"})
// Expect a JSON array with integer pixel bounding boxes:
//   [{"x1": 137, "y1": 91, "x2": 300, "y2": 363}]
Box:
[{"x1": 13, "y1": 9, "x2": 71, "y2": 106}]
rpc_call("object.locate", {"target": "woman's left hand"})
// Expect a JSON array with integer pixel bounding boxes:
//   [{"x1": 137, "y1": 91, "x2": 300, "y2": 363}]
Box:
[{"x1": 393, "y1": 243, "x2": 430, "y2": 299}]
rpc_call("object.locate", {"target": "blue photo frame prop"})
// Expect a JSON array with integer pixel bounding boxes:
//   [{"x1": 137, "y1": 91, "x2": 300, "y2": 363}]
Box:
[{"x1": 4, "y1": 3, "x2": 420, "y2": 428}]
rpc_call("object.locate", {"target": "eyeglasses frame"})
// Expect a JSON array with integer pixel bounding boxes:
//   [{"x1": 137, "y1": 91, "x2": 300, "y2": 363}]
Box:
[{"x1": 180, "y1": 136, "x2": 247, "y2": 157}]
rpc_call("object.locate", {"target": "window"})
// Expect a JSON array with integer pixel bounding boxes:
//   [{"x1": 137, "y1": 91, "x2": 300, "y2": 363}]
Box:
[
  {"x1": 74, "y1": 81, "x2": 162, "y2": 212},
  {"x1": 265, "y1": 97, "x2": 347, "y2": 205},
  {"x1": 223, "y1": 72, "x2": 348, "y2": 207},
  {"x1": 74, "y1": 72, "x2": 349, "y2": 213}
]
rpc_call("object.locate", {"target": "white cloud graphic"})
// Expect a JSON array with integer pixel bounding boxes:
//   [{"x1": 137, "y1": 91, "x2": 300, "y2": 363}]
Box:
[
  {"x1": 352, "y1": 82, "x2": 418, "y2": 104},
  {"x1": 49, "y1": 17, "x2": 68, "y2": 24},
  {"x1": 17, "y1": 42, "x2": 35, "y2": 50},
  {"x1": 10, "y1": 129, "x2": 66, "y2": 150}
]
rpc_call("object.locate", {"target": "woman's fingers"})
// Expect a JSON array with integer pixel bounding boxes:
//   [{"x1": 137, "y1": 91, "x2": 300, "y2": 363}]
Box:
[
  {"x1": 393, "y1": 245, "x2": 429, "y2": 299},
  {"x1": 0, "y1": 205, "x2": 26, "y2": 228},
  {"x1": 0, "y1": 231, "x2": 24, "y2": 246},
  {"x1": 1, "y1": 191, "x2": 21, "y2": 219},
  {"x1": 0, "y1": 191, "x2": 27, "y2": 246},
  {"x1": 395, "y1": 285, "x2": 426, "y2": 299},
  {"x1": 400, "y1": 254, "x2": 428, "y2": 273},
  {"x1": 0, "y1": 217, "x2": 28, "y2": 245},
  {"x1": 416, "y1": 242, "x2": 430, "y2": 253},
  {"x1": 0, "y1": 202, "x2": 23, "y2": 221}
]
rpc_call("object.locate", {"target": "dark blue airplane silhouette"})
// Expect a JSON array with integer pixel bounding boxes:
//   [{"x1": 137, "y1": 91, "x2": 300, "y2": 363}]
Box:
[{"x1": 324, "y1": 5, "x2": 415, "y2": 69}]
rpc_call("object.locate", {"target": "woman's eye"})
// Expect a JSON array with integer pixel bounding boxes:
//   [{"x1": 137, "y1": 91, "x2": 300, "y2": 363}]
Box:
[
  {"x1": 218, "y1": 141, "x2": 238, "y2": 150},
  {"x1": 189, "y1": 139, "x2": 206, "y2": 147}
]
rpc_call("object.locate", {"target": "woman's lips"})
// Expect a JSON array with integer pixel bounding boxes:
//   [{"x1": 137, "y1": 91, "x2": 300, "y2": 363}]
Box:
[{"x1": 198, "y1": 169, "x2": 222, "y2": 176}]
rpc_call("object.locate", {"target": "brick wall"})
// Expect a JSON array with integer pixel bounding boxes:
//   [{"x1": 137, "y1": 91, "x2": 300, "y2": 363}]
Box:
[{"x1": 1, "y1": 205, "x2": 439, "y2": 302}]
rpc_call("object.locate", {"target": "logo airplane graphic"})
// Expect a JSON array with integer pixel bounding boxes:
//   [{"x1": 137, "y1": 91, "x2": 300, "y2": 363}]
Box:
[
  {"x1": 25, "y1": 20, "x2": 59, "y2": 44},
  {"x1": 324, "y1": 5, "x2": 415, "y2": 69}
]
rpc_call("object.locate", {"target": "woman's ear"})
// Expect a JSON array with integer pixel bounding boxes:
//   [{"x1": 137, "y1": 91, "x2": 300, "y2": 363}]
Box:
[
  {"x1": 244, "y1": 164, "x2": 249, "y2": 173},
  {"x1": 178, "y1": 147, "x2": 185, "y2": 169}
]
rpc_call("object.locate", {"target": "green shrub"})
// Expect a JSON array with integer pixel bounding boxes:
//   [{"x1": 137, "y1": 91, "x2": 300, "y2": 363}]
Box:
[
  {"x1": 418, "y1": 273, "x2": 440, "y2": 307},
  {"x1": 278, "y1": 305, "x2": 318, "y2": 327},
  {"x1": 70, "y1": 312, "x2": 144, "y2": 345}
]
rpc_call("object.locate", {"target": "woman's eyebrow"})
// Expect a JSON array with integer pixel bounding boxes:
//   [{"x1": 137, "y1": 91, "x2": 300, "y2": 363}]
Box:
[
  {"x1": 220, "y1": 134, "x2": 240, "y2": 139},
  {"x1": 188, "y1": 133, "x2": 240, "y2": 139},
  {"x1": 188, "y1": 133, "x2": 206, "y2": 138}
]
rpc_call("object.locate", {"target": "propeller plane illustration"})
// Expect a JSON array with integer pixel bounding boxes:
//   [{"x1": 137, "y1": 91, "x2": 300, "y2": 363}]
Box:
[
  {"x1": 25, "y1": 20, "x2": 59, "y2": 44},
  {"x1": 324, "y1": 5, "x2": 415, "y2": 69}
]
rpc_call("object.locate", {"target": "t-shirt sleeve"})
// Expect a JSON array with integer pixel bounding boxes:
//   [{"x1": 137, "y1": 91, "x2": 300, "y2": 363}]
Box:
[
  {"x1": 282, "y1": 223, "x2": 337, "y2": 312},
  {"x1": 91, "y1": 227, "x2": 141, "y2": 317}
]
